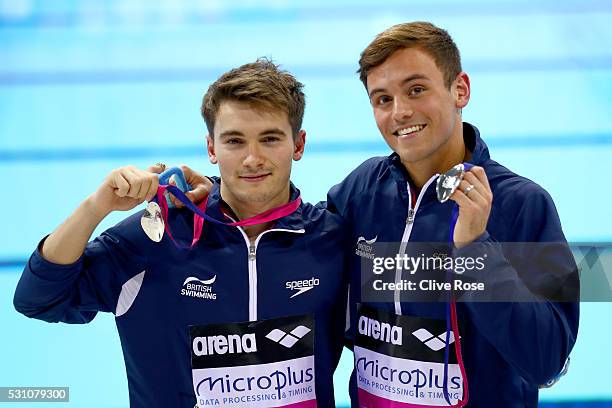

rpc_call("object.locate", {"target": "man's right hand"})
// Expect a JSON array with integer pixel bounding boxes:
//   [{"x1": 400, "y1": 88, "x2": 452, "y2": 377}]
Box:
[{"x1": 88, "y1": 165, "x2": 160, "y2": 217}]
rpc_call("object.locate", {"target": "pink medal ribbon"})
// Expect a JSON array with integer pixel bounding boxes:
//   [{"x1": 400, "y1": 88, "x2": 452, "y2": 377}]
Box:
[{"x1": 154, "y1": 184, "x2": 301, "y2": 249}]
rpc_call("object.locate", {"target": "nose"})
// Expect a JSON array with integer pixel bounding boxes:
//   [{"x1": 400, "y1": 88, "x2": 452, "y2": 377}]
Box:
[
  {"x1": 391, "y1": 95, "x2": 414, "y2": 123},
  {"x1": 242, "y1": 142, "x2": 265, "y2": 169}
]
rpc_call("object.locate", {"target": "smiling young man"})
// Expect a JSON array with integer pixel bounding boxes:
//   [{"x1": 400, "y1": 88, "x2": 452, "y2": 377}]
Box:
[
  {"x1": 325, "y1": 22, "x2": 579, "y2": 407},
  {"x1": 14, "y1": 59, "x2": 349, "y2": 408}
]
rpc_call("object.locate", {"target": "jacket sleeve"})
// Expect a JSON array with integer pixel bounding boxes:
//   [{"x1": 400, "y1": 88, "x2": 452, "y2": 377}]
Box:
[
  {"x1": 455, "y1": 186, "x2": 579, "y2": 385},
  {"x1": 13, "y1": 211, "x2": 151, "y2": 324}
]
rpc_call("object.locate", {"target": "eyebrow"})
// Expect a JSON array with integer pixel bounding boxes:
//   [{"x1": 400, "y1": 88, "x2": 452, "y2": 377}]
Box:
[
  {"x1": 368, "y1": 74, "x2": 429, "y2": 99},
  {"x1": 218, "y1": 128, "x2": 287, "y2": 139},
  {"x1": 259, "y1": 128, "x2": 287, "y2": 136},
  {"x1": 219, "y1": 130, "x2": 244, "y2": 138}
]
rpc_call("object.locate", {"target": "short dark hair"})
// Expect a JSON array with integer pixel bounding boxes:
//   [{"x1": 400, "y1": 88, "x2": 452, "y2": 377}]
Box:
[
  {"x1": 358, "y1": 21, "x2": 462, "y2": 89},
  {"x1": 201, "y1": 58, "x2": 305, "y2": 138}
]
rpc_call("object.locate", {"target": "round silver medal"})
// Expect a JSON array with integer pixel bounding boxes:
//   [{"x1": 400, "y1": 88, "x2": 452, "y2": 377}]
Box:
[
  {"x1": 436, "y1": 163, "x2": 466, "y2": 203},
  {"x1": 141, "y1": 201, "x2": 164, "y2": 242}
]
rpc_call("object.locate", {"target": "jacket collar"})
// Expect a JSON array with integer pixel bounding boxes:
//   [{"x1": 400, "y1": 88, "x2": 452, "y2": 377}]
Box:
[
  {"x1": 463, "y1": 122, "x2": 490, "y2": 165},
  {"x1": 206, "y1": 180, "x2": 306, "y2": 232}
]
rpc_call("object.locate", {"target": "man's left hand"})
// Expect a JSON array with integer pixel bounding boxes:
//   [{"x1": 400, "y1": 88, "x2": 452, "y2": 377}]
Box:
[
  {"x1": 449, "y1": 166, "x2": 493, "y2": 247},
  {"x1": 146, "y1": 163, "x2": 212, "y2": 208}
]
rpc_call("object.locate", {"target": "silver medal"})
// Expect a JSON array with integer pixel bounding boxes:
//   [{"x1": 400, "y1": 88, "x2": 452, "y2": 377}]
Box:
[
  {"x1": 436, "y1": 163, "x2": 466, "y2": 203},
  {"x1": 141, "y1": 201, "x2": 164, "y2": 242}
]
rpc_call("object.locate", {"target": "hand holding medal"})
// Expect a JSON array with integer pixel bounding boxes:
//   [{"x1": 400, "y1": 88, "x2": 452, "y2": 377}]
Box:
[
  {"x1": 436, "y1": 163, "x2": 493, "y2": 247},
  {"x1": 89, "y1": 165, "x2": 161, "y2": 218},
  {"x1": 141, "y1": 167, "x2": 301, "y2": 249}
]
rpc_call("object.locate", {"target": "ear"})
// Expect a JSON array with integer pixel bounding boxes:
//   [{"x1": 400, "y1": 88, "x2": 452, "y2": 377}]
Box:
[
  {"x1": 453, "y1": 72, "x2": 470, "y2": 109},
  {"x1": 293, "y1": 130, "x2": 306, "y2": 161},
  {"x1": 206, "y1": 134, "x2": 218, "y2": 164}
]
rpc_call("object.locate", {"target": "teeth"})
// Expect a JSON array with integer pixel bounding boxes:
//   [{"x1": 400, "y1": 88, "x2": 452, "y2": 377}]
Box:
[{"x1": 397, "y1": 125, "x2": 425, "y2": 136}]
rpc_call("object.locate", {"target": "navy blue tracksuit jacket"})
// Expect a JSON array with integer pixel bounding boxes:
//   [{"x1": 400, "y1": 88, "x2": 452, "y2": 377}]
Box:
[
  {"x1": 326, "y1": 123, "x2": 579, "y2": 407},
  {"x1": 14, "y1": 183, "x2": 349, "y2": 407}
]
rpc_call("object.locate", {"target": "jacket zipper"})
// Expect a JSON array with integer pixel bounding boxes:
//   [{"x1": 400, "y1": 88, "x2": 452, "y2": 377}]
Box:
[
  {"x1": 235, "y1": 227, "x2": 306, "y2": 321},
  {"x1": 394, "y1": 175, "x2": 438, "y2": 315}
]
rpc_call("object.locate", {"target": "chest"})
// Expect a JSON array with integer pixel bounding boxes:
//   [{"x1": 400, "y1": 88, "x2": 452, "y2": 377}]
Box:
[{"x1": 121, "y1": 235, "x2": 346, "y2": 327}]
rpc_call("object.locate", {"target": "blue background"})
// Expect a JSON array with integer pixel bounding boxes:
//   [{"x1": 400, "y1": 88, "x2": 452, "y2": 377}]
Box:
[{"x1": 1, "y1": 0, "x2": 611, "y2": 406}]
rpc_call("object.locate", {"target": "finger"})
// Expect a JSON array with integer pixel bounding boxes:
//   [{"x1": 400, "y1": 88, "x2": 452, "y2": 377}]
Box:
[
  {"x1": 135, "y1": 176, "x2": 149, "y2": 200},
  {"x1": 169, "y1": 174, "x2": 177, "y2": 187},
  {"x1": 174, "y1": 191, "x2": 191, "y2": 208},
  {"x1": 179, "y1": 164, "x2": 212, "y2": 192},
  {"x1": 128, "y1": 168, "x2": 147, "y2": 199},
  {"x1": 188, "y1": 185, "x2": 209, "y2": 205},
  {"x1": 164, "y1": 176, "x2": 184, "y2": 207},
  {"x1": 178, "y1": 164, "x2": 193, "y2": 181},
  {"x1": 113, "y1": 172, "x2": 131, "y2": 198},
  {"x1": 458, "y1": 179, "x2": 487, "y2": 207},
  {"x1": 462, "y1": 172, "x2": 487, "y2": 198},
  {"x1": 168, "y1": 190, "x2": 184, "y2": 208},
  {"x1": 137, "y1": 174, "x2": 157, "y2": 200},
  {"x1": 144, "y1": 176, "x2": 159, "y2": 202},
  {"x1": 184, "y1": 191, "x2": 197, "y2": 205},
  {"x1": 124, "y1": 168, "x2": 146, "y2": 199},
  {"x1": 189, "y1": 175, "x2": 213, "y2": 196},
  {"x1": 146, "y1": 162, "x2": 167, "y2": 174},
  {"x1": 467, "y1": 166, "x2": 491, "y2": 193},
  {"x1": 464, "y1": 170, "x2": 492, "y2": 203},
  {"x1": 172, "y1": 196, "x2": 184, "y2": 208},
  {"x1": 449, "y1": 187, "x2": 479, "y2": 211},
  {"x1": 451, "y1": 179, "x2": 484, "y2": 208},
  {"x1": 131, "y1": 169, "x2": 150, "y2": 200}
]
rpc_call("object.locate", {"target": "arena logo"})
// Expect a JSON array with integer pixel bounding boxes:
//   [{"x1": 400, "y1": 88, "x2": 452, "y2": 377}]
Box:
[
  {"x1": 355, "y1": 235, "x2": 377, "y2": 259},
  {"x1": 412, "y1": 328, "x2": 456, "y2": 351},
  {"x1": 180, "y1": 275, "x2": 217, "y2": 300},
  {"x1": 265, "y1": 325, "x2": 311, "y2": 348},
  {"x1": 358, "y1": 315, "x2": 403, "y2": 345},
  {"x1": 192, "y1": 333, "x2": 257, "y2": 356}
]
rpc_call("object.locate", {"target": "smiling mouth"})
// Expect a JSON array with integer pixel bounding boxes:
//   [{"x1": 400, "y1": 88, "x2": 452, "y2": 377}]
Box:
[{"x1": 393, "y1": 124, "x2": 426, "y2": 137}]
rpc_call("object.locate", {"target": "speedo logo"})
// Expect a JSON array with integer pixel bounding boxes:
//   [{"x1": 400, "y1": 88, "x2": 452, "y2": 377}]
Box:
[
  {"x1": 355, "y1": 235, "x2": 377, "y2": 259},
  {"x1": 181, "y1": 275, "x2": 217, "y2": 300},
  {"x1": 412, "y1": 328, "x2": 456, "y2": 351},
  {"x1": 358, "y1": 315, "x2": 403, "y2": 345},
  {"x1": 192, "y1": 333, "x2": 257, "y2": 356},
  {"x1": 286, "y1": 278, "x2": 319, "y2": 298}
]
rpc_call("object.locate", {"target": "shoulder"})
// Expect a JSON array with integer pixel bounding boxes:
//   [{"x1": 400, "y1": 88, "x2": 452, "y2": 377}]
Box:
[
  {"x1": 342, "y1": 156, "x2": 392, "y2": 189},
  {"x1": 300, "y1": 202, "x2": 347, "y2": 234},
  {"x1": 328, "y1": 155, "x2": 393, "y2": 204},
  {"x1": 483, "y1": 160, "x2": 563, "y2": 240},
  {"x1": 484, "y1": 160, "x2": 555, "y2": 209}
]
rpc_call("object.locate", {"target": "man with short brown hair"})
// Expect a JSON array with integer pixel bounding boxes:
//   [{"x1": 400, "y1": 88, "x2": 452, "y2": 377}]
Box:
[
  {"x1": 327, "y1": 21, "x2": 579, "y2": 407},
  {"x1": 14, "y1": 59, "x2": 349, "y2": 408}
]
